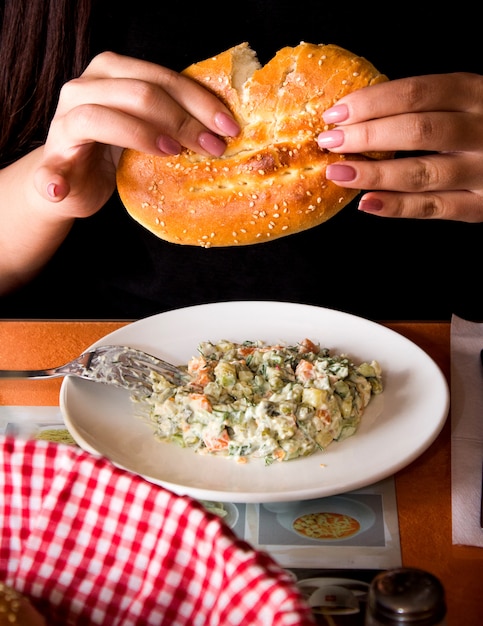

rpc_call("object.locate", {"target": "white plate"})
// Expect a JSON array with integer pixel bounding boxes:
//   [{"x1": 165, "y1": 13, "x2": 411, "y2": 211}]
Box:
[
  {"x1": 296, "y1": 577, "x2": 370, "y2": 597},
  {"x1": 268, "y1": 496, "x2": 376, "y2": 541},
  {"x1": 60, "y1": 301, "x2": 449, "y2": 503},
  {"x1": 296, "y1": 577, "x2": 369, "y2": 614}
]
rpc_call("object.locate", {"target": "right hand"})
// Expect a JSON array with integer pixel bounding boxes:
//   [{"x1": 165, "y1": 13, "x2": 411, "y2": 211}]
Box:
[{"x1": 34, "y1": 51, "x2": 240, "y2": 218}]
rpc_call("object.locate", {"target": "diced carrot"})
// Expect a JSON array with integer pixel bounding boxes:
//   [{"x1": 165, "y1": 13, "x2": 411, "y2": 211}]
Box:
[
  {"x1": 203, "y1": 429, "x2": 230, "y2": 450},
  {"x1": 299, "y1": 338, "x2": 319, "y2": 353},
  {"x1": 189, "y1": 393, "x2": 212, "y2": 412},
  {"x1": 315, "y1": 408, "x2": 331, "y2": 425},
  {"x1": 273, "y1": 449, "x2": 286, "y2": 461},
  {"x1": 187, "y1": 356, "x2": 212, "y2": 386},
  {"x1": 295, "y1": 359, "x2": 315, "y2": 381},
  {"x1": 238, "y1": 346, "x2": 256, "y2": 357}
]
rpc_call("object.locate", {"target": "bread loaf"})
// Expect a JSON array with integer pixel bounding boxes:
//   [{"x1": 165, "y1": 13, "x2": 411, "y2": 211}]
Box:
[
  {"x1": 0, "y1": 583, "x2": 46, "y2": 626},
  {"x1": 116, "y1": 42, "x2": 390, "y2": 247}
]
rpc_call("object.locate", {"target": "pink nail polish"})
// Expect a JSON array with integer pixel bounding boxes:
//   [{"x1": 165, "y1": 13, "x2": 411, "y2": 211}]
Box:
[
  {"x1": 157, "y1": 135, "x2": 181, "y2": 155},
  {"x1": 47, "y1": 183, "x2": 58, "y2": 198},
  {"x1": 317, "y1": 129, "x2": 345, "y2": 149},
  {"x1": 323, "y1": 103, "x2": 349, "y2": 124},
  {"x1": 326, "y1": 164, "x2": 356, "y2": 182},
  {"x1": 359, "y1": 197, "x2": 383, "y2": 212},
  {"x1": 214, "y1": 112, "x2": 240, "y2": 136},
  {"x1": 198, "y1": 132, "x2": 226, "y2": 157}
]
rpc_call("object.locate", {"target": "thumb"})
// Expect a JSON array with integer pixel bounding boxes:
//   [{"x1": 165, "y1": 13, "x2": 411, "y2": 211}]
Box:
[{"x1": 34, "y1": 164, "x2": 71, "y2": 202}]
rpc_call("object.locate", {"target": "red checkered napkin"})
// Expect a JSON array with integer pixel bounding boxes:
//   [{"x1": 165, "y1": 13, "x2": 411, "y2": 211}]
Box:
[{"x1": 0, "y1": 435, "x2": 315, "y2": 625}]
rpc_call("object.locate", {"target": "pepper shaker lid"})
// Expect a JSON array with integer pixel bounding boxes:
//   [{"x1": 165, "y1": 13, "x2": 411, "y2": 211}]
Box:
[{"x1": 366, "y1": 567, "x2": 446, "y2": 625}]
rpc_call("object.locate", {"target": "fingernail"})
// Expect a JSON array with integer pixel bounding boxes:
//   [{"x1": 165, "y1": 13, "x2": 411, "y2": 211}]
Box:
[
  {"x1": 326, "y1": 163, "x2": 356, "y2": 182},
  {"x1": 317, "y1": 129, "x2": 345, "y2": 149},
  {"x1": 359, "y1": 197, "x2": 383, "y2": 212},
  {"x1": 214, "y1": 112, "x2": 240, "y2": 136},
  {"x1": 47, "y1": 183, "x2": 59, "y2": 198},
  {"x1": 157, "y1": 135, "x2": 181, "y2": 155},
  {"x1": 198, "y1": 132, "x2": 226, "y2": 157},
  {"x1": 323, "y1": 104, "x2": 349, "y2": 124}
]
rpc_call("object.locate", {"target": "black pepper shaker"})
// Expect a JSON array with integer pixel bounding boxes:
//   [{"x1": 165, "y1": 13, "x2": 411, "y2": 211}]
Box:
[{"x1": 365, "y1": 568, "x2": 447, "y2": 625}]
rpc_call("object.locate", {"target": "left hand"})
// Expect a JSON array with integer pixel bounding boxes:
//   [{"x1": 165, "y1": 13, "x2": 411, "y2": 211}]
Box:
[{"x1": 318, "y1": 72, "x2": 483, "y2": 222}]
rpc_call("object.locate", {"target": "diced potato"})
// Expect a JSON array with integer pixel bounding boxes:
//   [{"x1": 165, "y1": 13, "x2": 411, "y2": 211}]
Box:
[{"x1": 302, "y1": 387, "x2": 327, "y2": 408}]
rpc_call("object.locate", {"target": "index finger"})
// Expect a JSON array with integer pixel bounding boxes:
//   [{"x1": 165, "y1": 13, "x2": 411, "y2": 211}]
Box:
[
  {"x1": 83, "y1": 52, "x2": 240, "y2": 138},
  {"x1": 328, "y1": 72, "x2": 483, "y2": 124}
]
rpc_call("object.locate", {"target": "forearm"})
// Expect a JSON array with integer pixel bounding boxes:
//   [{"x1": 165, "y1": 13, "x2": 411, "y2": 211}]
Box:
[{"x1": 0, "y1": 147, "x2": 74, "y2": 295}]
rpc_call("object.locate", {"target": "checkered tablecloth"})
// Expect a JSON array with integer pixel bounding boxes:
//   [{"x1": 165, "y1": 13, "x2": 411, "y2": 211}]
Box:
[{"x1": 0, "y1": 435, "x2": 315, "y2": 625}]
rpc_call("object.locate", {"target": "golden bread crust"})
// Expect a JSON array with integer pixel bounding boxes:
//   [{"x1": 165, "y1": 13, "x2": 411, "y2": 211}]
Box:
[
  {"x1": 0, "y1": 583, "x2": 46, "y2": 626},
  {"x1": 116, "y1": 42, "x2": 390, "y2": 247}
]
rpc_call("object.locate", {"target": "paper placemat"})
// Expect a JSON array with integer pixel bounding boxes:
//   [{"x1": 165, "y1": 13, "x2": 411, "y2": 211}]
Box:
[{"x1": 0, "y1": 405, "x2": 401, "y2": 568}]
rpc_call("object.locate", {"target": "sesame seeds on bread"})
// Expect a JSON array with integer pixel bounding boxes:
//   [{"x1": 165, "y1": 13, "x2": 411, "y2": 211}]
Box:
[{"x1": 116, "y1": 42, "x2": 389, "y2": 247}]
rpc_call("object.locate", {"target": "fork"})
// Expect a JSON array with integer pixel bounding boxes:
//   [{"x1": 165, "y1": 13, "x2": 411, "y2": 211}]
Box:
[{"x1": 0, "y1": 345, "x2": 188, "y2": 393}]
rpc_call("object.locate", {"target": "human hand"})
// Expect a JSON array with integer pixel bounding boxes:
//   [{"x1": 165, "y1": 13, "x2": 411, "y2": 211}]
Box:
[
  {"x1": 34, "y1": 51, "x2": 240, "y2": 217},
  {"x1": 318, "y1": 72, "x2": 483, "y2": 222}
]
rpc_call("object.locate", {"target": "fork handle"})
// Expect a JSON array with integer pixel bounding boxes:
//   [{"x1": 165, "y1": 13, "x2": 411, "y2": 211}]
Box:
[{"x1": 0, "y1": 368, "x2": 60, "y2": 379}]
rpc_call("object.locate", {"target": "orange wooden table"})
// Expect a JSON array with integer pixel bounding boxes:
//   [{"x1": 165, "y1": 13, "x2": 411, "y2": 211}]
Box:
[{"x1": 0, "y1": 320, "x2": 482, "y2": 625}]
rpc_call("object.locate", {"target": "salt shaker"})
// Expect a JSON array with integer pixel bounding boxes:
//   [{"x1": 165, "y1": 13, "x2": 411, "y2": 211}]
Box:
[{"x1": 365, "y1": 567, "x2": 447, "y2": 625}]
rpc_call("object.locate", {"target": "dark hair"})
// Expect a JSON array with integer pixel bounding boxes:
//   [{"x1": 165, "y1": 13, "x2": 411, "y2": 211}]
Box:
[{"x1": 0, "y1": 0, "x2": 92, "y2": 167}]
